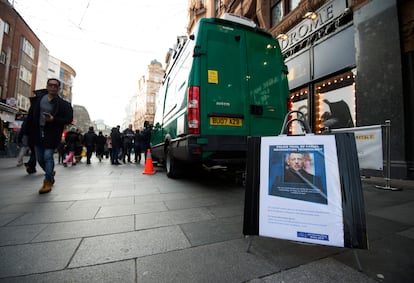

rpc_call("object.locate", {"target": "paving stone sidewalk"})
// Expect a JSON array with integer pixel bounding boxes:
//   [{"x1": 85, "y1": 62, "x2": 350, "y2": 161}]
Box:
[{"x1": 0, "y1": 156, "x2": 413, "y2": 282}]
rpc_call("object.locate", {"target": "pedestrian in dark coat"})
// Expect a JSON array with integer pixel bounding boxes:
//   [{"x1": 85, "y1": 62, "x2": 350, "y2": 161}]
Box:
[
  {"x1": 122, "y1": 124, "x2": 134, "y2": 163},
  {"x1": 142, "y1": 121, "x2": 152, "y2": 159},
  {"x1": 63, "y1": 126, "x2": 79, "y2": 166},
  {"x1": 25, "y1": 78, "x2": 73, "y2": 194},
  {"x1": 110, "y1": 127, "x2": 122, "y2": 165},
  {"x1": 83, "y1": 126, "x2": 97, "y2": 164},
  {"x1": 24, "y1": 89, "x2": 47, "y2": 174},
  {"x1": 95, "y1": 131, "x2": 106, "y2": 162},
  {"x1": 133, "y1": 129, "x2": 143, "y2": 163}
]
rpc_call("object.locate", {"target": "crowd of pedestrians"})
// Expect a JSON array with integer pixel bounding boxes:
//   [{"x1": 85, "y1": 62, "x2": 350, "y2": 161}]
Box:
[
  {"x1": 109, "y1": 123, "x2": 151, "y2": 165},
  {"x1": 17, "y1": 121, "x2": 153, "y2": 170}
]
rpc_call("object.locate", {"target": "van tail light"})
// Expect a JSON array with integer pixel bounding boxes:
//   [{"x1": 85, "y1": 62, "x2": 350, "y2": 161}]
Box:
[{"x1": 188, "y1": 86, "x2": 200, "y2": 134}]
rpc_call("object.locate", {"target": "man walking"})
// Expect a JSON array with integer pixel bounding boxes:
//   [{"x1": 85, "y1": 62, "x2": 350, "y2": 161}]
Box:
[
  {"x1": 133, "y1": 129, "x2": 143, "y2": 163},
  {"x1": 23, "y1": 89, "x2": 48, "y2": 174},
  {"x1": 83, "y1": 126, "x2": 97, "y2": 164},
  {"x1": 25, "y1": 78, "x2": 73, "y2": 194},
  {"x1": 122, "y1": 124, "x2": 134, "y2": 163},
  {"x1": 95, "y1": 131, "x2": 106, "y2": 162},
  {"x1": 110, "y1": 127, "x2": 122, "y2": 165}
]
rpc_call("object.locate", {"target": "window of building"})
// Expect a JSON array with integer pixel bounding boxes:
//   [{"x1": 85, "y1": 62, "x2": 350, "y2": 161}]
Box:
[
  {"x1": 19, "y1": 66, "x2": 32, "y2": 84},
  {"x1": 270, "y1": 0, "x2": 301, "y2": 27},
  {"x1": 215, "y1": 0, "x2": 220, "y2": 16},
  {"x1": 22, "y1": 38, "x2": 35, "y2": 59},
  {"x1": 4, "y1": 22, "x2": 10, "y2": 34},
  {"x1": 0, "y1": 51, "x2": 6, "y2": 64},
  {"x1": 315, "y1": 72, "x2": 356, "y2": 133},
  {"x1": 271, "y1": 0, "x2": 283, "y2": 26},
  {"x1": 289, "y1": 0, "x2": 300, "y2": 11},
  {"x1": 17, "y1": 94, "x2": 30, "y2": 112}
]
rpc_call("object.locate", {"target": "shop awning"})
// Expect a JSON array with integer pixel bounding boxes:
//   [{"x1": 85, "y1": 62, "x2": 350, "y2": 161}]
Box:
[
  {"x1": 0, "y1": 102, "x2": 19, "y2": 114},
  {"x1": 0, "y1": 102, "x2": 19, "y2": 122}
]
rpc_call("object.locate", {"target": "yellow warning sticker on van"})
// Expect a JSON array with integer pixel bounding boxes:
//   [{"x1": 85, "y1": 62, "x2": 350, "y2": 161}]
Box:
[{"x1": 208, "y1": 70, "x2": 218, "y2": 84}]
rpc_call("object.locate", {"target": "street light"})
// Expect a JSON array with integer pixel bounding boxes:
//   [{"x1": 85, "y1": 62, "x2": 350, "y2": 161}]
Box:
[
  {"x1": 303, "y1": 11, "x2": 318, "y2": 21},
  {"x1": 277, "y1": 33, "x2": 288, "y2": 41}
]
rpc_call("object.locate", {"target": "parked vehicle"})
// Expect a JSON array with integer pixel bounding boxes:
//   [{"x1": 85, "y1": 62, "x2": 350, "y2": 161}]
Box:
[{"x1": 151, "y1": 14, "x2": 290, "y2": 178}]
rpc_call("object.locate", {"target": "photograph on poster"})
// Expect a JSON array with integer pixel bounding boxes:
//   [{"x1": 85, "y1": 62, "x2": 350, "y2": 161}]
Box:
[{"x1": 269, "y1": 145, "x2": 327, "y2": 205}]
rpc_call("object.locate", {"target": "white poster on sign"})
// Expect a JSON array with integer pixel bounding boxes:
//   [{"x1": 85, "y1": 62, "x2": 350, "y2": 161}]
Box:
[{"x1": 259, "y1": 135, "x2": 344, "y2": 247}]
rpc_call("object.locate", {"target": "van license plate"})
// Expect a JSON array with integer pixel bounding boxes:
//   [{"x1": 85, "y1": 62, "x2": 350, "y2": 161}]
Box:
[{"x1": 210, "y1": 117, "x2": 242, "y2": 126}]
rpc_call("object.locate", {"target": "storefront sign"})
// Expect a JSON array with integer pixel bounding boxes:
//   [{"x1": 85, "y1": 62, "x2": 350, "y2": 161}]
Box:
[{"x1": 279, "y1": 0, "x2": 347, "y2": 52}]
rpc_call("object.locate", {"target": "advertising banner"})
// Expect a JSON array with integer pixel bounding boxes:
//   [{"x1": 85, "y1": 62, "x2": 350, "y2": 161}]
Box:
[
  {"x1": 332, "y1": 125, "x2": 383, "y2": 170},
  {"x1": 259, "y1": 135, "x2": 344, "y2": 247}
]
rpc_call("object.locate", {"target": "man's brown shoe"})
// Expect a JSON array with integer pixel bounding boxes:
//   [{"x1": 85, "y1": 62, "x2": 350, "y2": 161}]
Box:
[{"x1": 39, "y1": 180, "x2": 53, "y2": 194}]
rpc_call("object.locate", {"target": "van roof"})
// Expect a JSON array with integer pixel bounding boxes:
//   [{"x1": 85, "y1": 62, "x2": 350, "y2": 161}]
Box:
[
  {"x1": 220, "y1": 13, "x2": 256, "y2": 28},
  {"x1": 199, "y1": 17, "x2": 272, "y2": 38}
]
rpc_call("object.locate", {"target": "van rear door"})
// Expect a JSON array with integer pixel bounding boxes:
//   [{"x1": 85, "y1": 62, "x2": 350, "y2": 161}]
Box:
[
  {"x1": 201, "y1": 23, "x2": 250, "y2": 136},
  {"x1": 245, "y1": 32, "x2": 288, "y2": 136},
  {"x1": 200, "y1": 22, "x2": 288, "y2": 137}
]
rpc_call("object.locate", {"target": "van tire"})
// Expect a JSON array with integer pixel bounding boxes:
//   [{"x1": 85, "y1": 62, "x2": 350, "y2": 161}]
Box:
[{"x1": 165, "y1": 147, "x2": 182, "y2": 179}]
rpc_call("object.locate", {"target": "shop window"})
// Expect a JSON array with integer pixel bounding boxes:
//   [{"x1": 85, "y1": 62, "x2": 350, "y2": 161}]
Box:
[
  {"x1": 288, "y1": 87, "x2": 309, "y2": 135},
  {"x1": 315, "y1": 72, "x2": 356, "y2": 134}
]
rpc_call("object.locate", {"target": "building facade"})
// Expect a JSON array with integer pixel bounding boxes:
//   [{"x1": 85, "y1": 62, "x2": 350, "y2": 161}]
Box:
[
  {"x1": 0, "y1": 0, "x2": 40, "y2": 116},
  {"x1": 1, "y1": 0, "x2": 76, "y2": 110},
  {"x1": 60, "y1": 61, "x2": 76, "y2": 102},
  {"x1": 132, "y1": 60, "x2": 164, "y2": 130},
  {"x1": 187, "y1": 0, "x2": 413, "y2": 179},
  {"x1": 72, "y1": 104, "x2": 92, "y2": 134}
]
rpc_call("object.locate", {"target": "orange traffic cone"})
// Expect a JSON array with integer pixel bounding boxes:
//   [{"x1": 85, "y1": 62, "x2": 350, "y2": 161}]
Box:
[{"x1": 142, "y1": 149, "x2": 156, "y2": 175}]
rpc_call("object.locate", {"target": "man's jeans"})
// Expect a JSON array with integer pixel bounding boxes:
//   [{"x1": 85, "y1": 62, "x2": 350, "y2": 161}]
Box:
[{"x1": 35, "y1": 146, "x2": 55, "y2": 181}]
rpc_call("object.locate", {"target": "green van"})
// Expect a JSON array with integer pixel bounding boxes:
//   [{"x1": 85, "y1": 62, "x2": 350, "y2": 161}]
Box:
[{"x1": 151, "y1": 14, "x2": 289, "y2": 178}]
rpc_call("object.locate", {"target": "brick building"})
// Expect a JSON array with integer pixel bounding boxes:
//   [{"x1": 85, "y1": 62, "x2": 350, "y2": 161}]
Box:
[{"x1": 0, "y1": 0, "x2": 40, "y2": 116}]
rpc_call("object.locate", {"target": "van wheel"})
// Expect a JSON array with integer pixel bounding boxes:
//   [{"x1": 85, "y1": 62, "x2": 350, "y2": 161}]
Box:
[{"x1": 165, "y1": 148, "x2": 182, "y2": 178}]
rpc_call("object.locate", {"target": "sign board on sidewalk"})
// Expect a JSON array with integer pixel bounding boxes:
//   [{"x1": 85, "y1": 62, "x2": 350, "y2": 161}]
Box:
[{"x1": 243, "y1": 133, "x2": 368, "y2": 250}]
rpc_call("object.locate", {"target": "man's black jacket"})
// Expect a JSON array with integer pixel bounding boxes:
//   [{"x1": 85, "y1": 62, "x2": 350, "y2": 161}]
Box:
[{"x1": 25, "y1": 93, "x2": 73, "y2": 149}]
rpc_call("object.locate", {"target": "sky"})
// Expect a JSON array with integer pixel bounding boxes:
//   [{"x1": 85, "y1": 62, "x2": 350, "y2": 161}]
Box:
[{"x1": 12, "y1": 0, "x2": 188, "y2": 127}]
